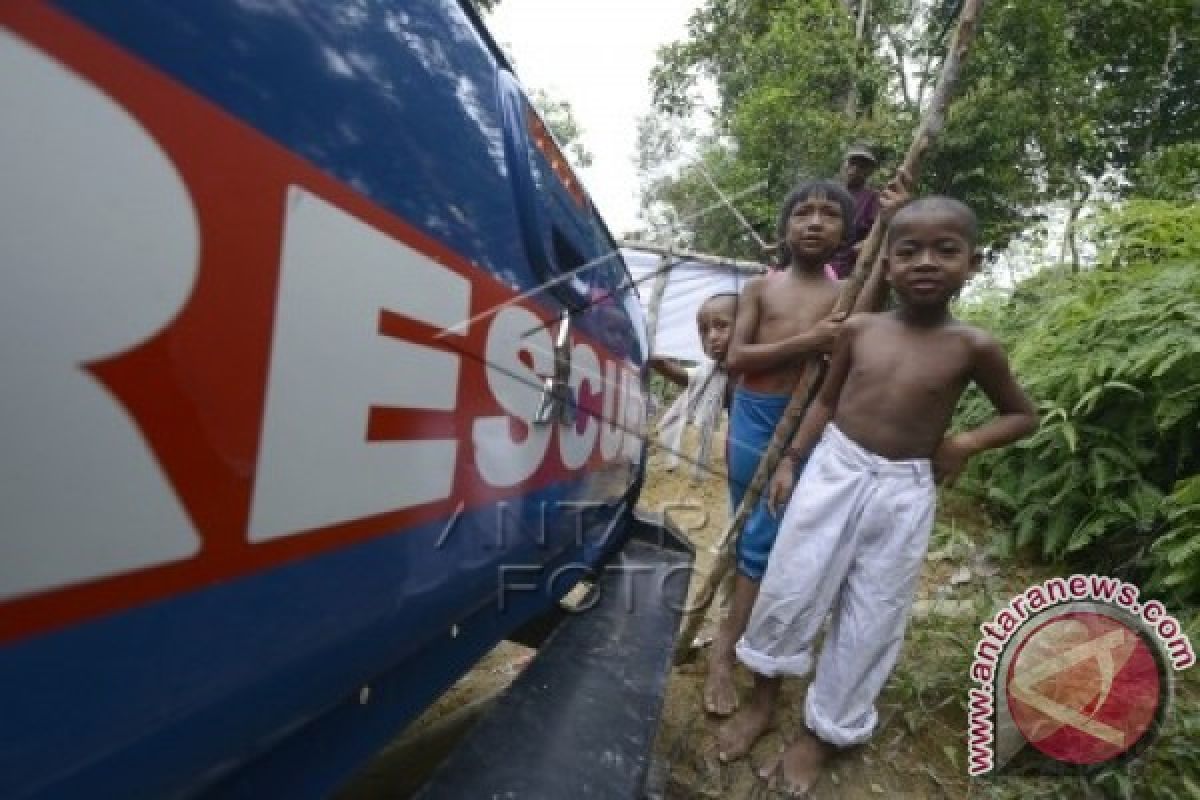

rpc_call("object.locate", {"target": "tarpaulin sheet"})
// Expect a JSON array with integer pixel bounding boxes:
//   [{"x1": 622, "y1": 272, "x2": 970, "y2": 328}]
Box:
[{"x1": 621, "y1": 248, "x2": 751, "y2": 362}]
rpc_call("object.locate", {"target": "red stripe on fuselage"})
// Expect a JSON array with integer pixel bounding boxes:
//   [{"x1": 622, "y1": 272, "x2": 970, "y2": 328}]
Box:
[{"x1": 0, "y1": 2, "x2": 638, "y2": 644}]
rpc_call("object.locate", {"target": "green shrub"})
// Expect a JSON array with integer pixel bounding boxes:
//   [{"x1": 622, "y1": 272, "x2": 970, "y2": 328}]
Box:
[{"x1": 955, "y1": 201, "x2": 1200, "y2": 602}]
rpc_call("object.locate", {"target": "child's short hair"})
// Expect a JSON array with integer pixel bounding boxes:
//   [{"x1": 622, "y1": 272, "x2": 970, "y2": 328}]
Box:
[
  {"x1": 700, "y1": 291, "x2": 738, "y2": 307},
  {"x1": 776, "y1": 180, "x2": 856, "y2": 267},
  {"x1": 888, "y1": 195, "x2": 979, "y2": 247}
]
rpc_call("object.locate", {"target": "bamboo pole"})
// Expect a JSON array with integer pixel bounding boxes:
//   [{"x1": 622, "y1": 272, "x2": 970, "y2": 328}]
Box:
[
  {"x1": 619, "y1": 241, "x2": 767, "y2": 275},
  {"x1": 674, "y1": 0, "x2": 989, "y2": 661}
]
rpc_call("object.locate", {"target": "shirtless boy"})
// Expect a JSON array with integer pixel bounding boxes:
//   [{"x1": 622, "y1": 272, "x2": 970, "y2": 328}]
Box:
[
  {"x1": 701, "y1": 180, "x2": 855, "y2": 720},
  {"x1": 719, "y1": 196, "x2": 1038, "y2": 795},
  {"x1": 705, "y1": 174, "x2": 910, "y2": 719}
]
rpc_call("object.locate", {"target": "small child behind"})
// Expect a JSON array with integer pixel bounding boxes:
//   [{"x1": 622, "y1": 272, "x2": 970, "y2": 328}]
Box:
[
  {"x1": 719, "y1": 196, "x2": 1038, "y2": 795},
  {"x1": 651, "y1": 292, "x2": 737, "y2": 482}
]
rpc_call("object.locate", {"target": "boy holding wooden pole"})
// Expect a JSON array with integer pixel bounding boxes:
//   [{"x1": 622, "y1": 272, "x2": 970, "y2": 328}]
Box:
[
  {"x1": 722, "y1": 196, "x2": 1037, "y2": 795},
  {"x1": 702, "y1": 177, "x2": 908, "y2": 717}
]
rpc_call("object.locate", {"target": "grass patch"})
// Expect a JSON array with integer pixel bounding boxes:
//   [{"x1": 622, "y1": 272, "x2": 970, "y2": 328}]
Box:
[{"x1": 888, "y1": 494, "x2": 1200, "y2": 799}]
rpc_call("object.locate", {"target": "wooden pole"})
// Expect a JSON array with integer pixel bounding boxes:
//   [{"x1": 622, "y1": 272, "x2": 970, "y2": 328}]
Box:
[
  {"x1": 644, "y1": 251, "x2": 673, "y2": 358},
  {"x1": 619, "y1": 241, "x2": 767, "y2": 275},
  {"x1": 674, "y1": 0, "x2": 989, "y2": 661}
]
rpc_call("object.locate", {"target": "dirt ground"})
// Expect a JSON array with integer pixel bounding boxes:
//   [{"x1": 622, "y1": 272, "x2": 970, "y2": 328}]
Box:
[{"x1": 342, "y1": 420, "x2": 1056, "y2": 799}]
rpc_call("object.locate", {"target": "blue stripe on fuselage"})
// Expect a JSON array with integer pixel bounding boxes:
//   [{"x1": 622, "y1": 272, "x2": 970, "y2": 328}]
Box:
[{"x1": 0, "y1": 478, "x2": 630, "y2": 798}]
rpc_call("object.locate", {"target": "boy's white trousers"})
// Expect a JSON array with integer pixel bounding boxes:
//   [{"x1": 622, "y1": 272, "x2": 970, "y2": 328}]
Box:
[{"x1": 735, "y1": 424, "x2": 936, "y2": 747}]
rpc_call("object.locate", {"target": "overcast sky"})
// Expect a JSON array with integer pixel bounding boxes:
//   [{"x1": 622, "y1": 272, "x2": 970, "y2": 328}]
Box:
[{"x1": 487, "y1": 0, "x2": 701, "y2": 236}]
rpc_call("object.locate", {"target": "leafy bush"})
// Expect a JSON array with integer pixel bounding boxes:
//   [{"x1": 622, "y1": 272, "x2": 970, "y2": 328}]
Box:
[
  {"x1": 1131, "y1": 143, "x2": 1200, "y2": 205},
  {"x1": 955, "y1": 201, "x2": 1200, "y2": 602},
  {"x1": 1089, "y1": 198, "x2": 1200, "y2": 267}
]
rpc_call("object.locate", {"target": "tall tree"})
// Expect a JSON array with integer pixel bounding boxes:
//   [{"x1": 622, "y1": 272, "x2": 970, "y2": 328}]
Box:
[
  {"x1": 640, "y1": 0, "x2": 1200, "y2": 258},
  {"x1": 644, "y1": 0, "x2": 888, "y2": 257},
  {"x1": 941, "y1": 0, "x2": 1198, "y2": 256}
]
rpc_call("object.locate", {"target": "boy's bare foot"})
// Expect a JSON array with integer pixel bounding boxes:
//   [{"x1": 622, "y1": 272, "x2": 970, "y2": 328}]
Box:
[
  {"x1": 756, "y1": 729, "x2": 833, "y2": 797},
  {"x1": 703, "y1": 657, "x2": 738, "y2": 715},
  {"x1": 716, "y1": 702, "x2": 772, "y2": 762}
]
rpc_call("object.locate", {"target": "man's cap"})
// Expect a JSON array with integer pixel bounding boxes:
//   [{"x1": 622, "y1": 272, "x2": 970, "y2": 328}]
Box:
[{"x1": 844, "y1": 144, "x2": 877, "y2": 164}]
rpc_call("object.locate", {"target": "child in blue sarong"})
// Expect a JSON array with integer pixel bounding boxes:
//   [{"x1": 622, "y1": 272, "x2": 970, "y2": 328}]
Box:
[{"x1": 705, "y1": 180, "x2": 855, "y2": 721}]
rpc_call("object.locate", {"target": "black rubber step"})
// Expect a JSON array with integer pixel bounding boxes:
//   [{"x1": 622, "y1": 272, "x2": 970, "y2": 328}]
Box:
[{"x1": 415, "y1": 513, "x2": 693, "y2": 799}]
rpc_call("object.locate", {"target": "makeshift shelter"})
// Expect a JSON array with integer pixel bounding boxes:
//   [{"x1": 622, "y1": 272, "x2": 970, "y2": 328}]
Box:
[
  {"x1": 620, "y1": 242, "x2": 765, "y2": 490},
  {"x1": 620, "y1": 243, "x2": 765, "y2": 363}
]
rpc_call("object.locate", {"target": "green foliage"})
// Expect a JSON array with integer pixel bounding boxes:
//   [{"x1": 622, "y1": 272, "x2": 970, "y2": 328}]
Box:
[
  {"x1": 956, "y1": 203, "x2": 1200, "y2": 602},
  {"x1": 636, "y1": 134, "x2": 772, "y2": 259},
  {"x1": 1131, "y1": 143, "x2": 1200, "y2": 204},
  {"x1": 724, "y1": 1, "x2": 908, "y2": 190},
  {"x1": 1088, "y1": 199, "x2": 1200, "y2": 268},
  {"x1": 640, "y1": 0, "x2": 898, "y2": 257},
  {"x1": 1150, "y1": 477, "x2": 1200, "y2": 598},
  {"x1": 639, "y1": 0, "x2": 1200, "y2": 256}
]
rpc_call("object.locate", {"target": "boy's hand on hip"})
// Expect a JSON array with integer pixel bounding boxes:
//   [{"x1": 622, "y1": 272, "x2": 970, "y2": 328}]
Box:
[
  {"x1": 768, "y1": 465, "x2": 795, "y2": 517},
  {"x1": 933, "y1": 433, "x2": 976, "y2": 486}
]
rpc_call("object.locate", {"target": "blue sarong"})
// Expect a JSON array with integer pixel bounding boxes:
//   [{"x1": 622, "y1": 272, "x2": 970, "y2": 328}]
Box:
[{"x1": 727, "y1": 386, "x2": 805, "y2": 580}]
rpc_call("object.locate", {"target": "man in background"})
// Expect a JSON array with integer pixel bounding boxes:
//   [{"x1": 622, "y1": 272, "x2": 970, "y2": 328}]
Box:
[{"x1": 828, "y1": 144, "x2": 881, "y2": 279}]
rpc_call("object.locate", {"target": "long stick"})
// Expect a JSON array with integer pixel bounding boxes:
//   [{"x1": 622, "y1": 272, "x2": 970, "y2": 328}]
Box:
[
  {"x1": 696, "y1": 163, "x2": 770, "y2": 251},
  {"x1": 674, "y1": 0, "x2": 988, "y2": 661},
  {"x1": 644, "y1": 252, "x2": 673, "y2": 357}
]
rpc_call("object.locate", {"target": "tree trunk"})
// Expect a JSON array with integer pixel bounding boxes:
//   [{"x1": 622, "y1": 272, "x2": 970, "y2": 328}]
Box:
[
  {"x1": 1056, "y1": 209, "x2": 1069, "y2": 267},
  {"x1": 1060, "y1": 184, "x2": 1089, "y2": 273},
  {"x1": 843, "y1": 0, "x2": 872, "y2": 119},
  {"x1": 1143, "y1": 24, "x2": 1178, "y2": 157},
  {"x1": 888, "y1": 31, "x2": 916, "y2": 114}
]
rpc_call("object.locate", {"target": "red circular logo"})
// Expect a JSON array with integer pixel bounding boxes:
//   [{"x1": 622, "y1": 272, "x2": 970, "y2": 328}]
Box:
[{"x1": 1006, "y1": 611, "x2": 1162, "y2": 765}]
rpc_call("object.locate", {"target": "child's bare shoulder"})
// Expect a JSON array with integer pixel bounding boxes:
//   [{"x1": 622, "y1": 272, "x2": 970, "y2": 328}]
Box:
[
  {"x1": 831, "y1": 312, "x2": 885, "y2": 353},
  {"x1": 740, "y1": 275, "x2": 767, "y2": 299},
  {"x1": 951, "y1": 320, "x2": 1011, "y2": 363},
  {"x1": 952, "y1": 319, "x2": 1002, "y2": 346},
  {"x1": 730, "y1": 277, "x2": 767, "y2": 319}
]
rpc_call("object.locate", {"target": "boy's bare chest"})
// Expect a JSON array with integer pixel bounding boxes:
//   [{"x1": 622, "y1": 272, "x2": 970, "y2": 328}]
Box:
[
  {"x1": 756, "y1": 284, "x2": 837, "y2": 340},
  {"x1": 850, "y1": 329, "x2": 972, "y2": 402}
]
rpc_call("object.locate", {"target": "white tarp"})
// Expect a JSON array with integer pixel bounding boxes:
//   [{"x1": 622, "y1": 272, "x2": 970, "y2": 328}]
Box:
[{"x1": 621, "y1": 248, "x2": 752, "y2": 362}]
